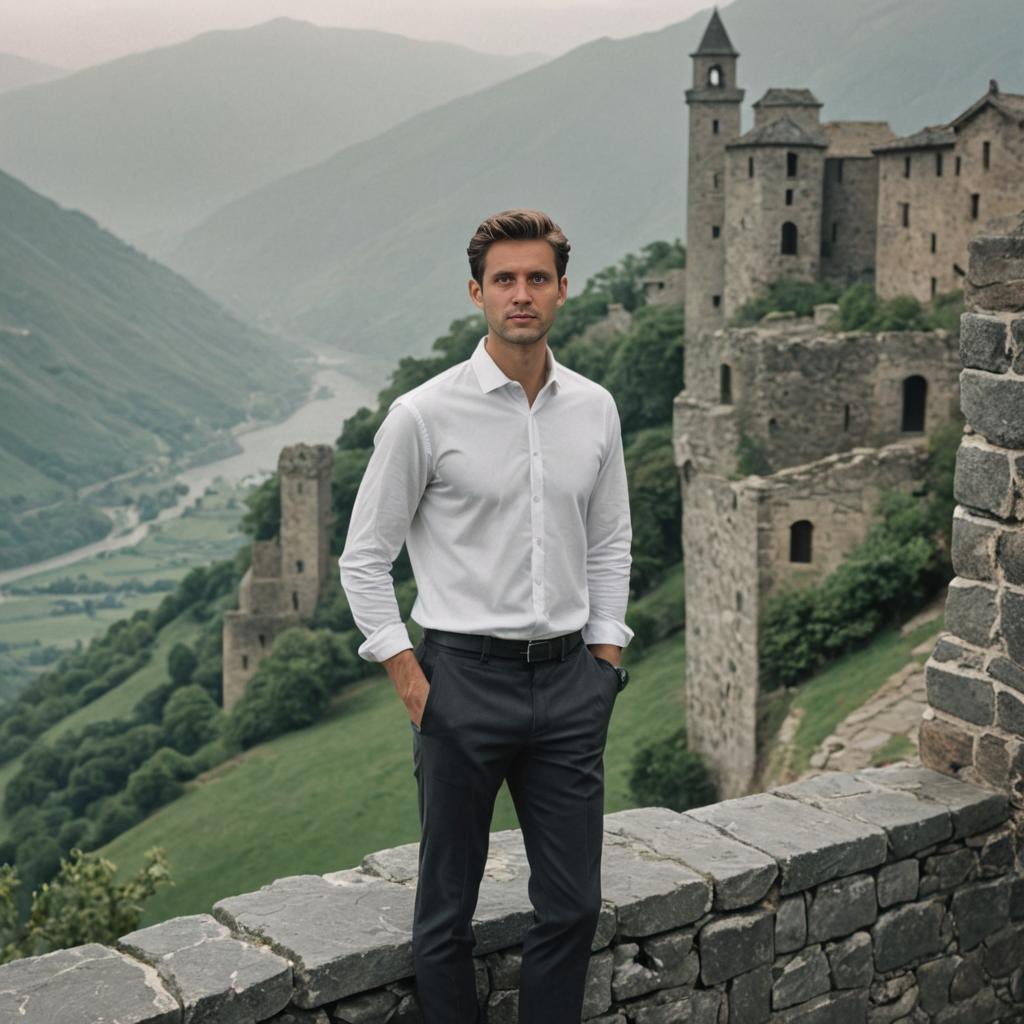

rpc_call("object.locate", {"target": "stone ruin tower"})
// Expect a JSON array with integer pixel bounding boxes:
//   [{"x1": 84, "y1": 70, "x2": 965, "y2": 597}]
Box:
[
  {"x1": 221, "y1": 443, "x2": 333, "y2": 711},
  {"x1": 920, "y1": 215, "x2": 1024, "y2": 806},
  {"x1": 673, "y1": 319, "x2": 963, "y2": 799}
]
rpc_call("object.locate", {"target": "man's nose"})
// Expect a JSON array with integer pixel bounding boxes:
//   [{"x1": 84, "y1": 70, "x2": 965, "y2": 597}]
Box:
[{"x1": 512, "y1": 278, "x2": 531, "y2": 303}]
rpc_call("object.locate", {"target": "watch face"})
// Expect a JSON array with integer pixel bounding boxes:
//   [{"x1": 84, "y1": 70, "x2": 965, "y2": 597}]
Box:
[{"x1": 614, "y1": 666, "x2": 629, "y2": 690}]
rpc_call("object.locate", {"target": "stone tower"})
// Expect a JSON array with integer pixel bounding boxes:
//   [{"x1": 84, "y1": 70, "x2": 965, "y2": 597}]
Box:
[
  {"x1": 920, "y1": 214, "x2": 1024, "y2": 804},
  {"x1": 723, "y1": 89, "x2": 827, "y2": 320},
  {"x1": 685, "y1": 9, "x2": 743, "y2": 341},
  {"x1": 222, "y1": 443, "x2": 334, "y2": 711}
]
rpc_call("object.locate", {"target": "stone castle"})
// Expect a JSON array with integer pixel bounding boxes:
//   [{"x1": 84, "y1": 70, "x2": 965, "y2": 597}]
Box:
[
  {"x1": 221, "y1": 444, "x2": 333, "y2": 711},
  {"x1": 675, "y1": 8, "x2": 1024, "y2": 800},
  {"x1": 684, "y1": 9, "x2": 1024, "y2": 342}
]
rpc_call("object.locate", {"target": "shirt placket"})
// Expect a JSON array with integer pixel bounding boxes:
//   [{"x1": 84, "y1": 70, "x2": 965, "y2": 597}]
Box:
[{"x1": 527, "y1": 403, "x2": 546, "y2": 626}]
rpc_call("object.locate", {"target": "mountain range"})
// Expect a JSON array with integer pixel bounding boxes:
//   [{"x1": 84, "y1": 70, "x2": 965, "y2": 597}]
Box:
[
  {"x1": 0, "y1": 53, "x2": 64, "y2": 94},
  {"x1": 0, "y1": 169, "x2": 305, "y2": 511},
  {"x1": 166, "y1": 0, "x2": 1024, "y2": 358},
  {"x1": 0, "y1": 20, "x2": 545, "y2": 251}
]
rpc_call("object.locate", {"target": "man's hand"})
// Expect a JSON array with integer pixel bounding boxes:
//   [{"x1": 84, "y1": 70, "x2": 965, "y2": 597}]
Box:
[
  {"x1": 587, "y1": 643, "x2": 622, "y2": 667},
  {"x1": 383, "y1": 648, "x2": 431, "y2": 729}
]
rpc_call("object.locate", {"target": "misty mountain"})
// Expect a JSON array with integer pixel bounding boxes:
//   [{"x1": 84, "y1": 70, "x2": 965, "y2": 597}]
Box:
[
  {"x1": 0, "y1": 53, "x2": 65, "y2": 94},
  {"x1": 0, "y1": 169, "x2": 306, "y2": 512},
  {"x1": 0, "y1": 19, "x2": 545, "y2": 252},
  {"x1": 167, "y1": 0, "x2": 1024, "y2": 359}
]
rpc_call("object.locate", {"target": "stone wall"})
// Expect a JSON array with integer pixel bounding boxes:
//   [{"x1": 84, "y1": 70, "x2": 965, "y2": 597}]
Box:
[
  {"x1": 673, "y1": 321, "x2": 961, "y2": 480},
  {"x1": 3, "y1": 764, "x2": 1022, "y2": 1022},
  {"x1": 821, "y1": 156, "x2": 880, "y2": 286},
  {"x1": 920, "y1": 219, "x2": 1024, "y2": 804}
]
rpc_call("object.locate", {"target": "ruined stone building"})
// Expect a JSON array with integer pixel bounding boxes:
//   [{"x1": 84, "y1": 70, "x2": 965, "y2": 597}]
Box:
[
  {"x1": 221, "y1": 444, "x2": 334, "y2": 711},
  {"x1": 684, "y1": 10, "x2": 1024, "y2": 341}
]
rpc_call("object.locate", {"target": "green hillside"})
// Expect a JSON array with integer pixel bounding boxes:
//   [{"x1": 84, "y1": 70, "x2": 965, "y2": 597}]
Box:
[
  {"x1": 0, "y1": 169, "x2": 307, "y2": 567},
  {"x1": 0, "y1": 20, "x2": 544, "y2": 251},
  {"x1": 168, "y1": 0, "x2": 1024, "y2": 358}
]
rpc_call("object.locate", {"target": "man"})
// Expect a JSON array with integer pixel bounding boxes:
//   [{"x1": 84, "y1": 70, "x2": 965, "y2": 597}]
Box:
[{"x1": 339, "y1": 208, "x2": 633, "y2": 1023}]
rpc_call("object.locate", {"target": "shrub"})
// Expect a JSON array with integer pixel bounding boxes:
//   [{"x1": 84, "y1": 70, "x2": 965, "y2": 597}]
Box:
[{"x1": 628, "y1": 727, "x2": 717, "y2": 811}]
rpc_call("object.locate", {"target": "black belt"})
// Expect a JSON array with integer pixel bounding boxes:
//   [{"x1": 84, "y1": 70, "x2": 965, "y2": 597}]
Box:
[{"x1": 423, "y1": 628, "x2": 584, "y2": 663}]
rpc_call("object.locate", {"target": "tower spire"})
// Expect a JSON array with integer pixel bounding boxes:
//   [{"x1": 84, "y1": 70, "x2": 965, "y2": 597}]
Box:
[{"x1": 692, "y1": 8, "x2": 738, "y2": 57}]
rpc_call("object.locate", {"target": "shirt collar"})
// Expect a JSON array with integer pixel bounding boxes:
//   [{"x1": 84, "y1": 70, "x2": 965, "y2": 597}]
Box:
[{"x1": 470, "y1": 335, "x2": 561, "y2": 394}]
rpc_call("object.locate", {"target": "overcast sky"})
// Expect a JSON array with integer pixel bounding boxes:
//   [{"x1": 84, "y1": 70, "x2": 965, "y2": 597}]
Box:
[{"x1": 2, "y1": 0, "x2": 717, "y2": 69}]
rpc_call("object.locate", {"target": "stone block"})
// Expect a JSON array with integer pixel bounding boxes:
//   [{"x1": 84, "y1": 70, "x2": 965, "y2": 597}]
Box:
[
  {"x1": 687, "y1": 792, "x2": 887, "y2": 895},
  {"x1": 925, "y1": 660, "x2": 994, "y2": 727},
  {"x1": 771, "y1": 946, "x2": 830, "y2": 1010},
  {"x1": 698, "y1": 908, "x2": 774, "y2": 986},
  {"x1": 922, "y1": 848, "x2": 974, "y2": 892},
  {"x1": 825, "y1": 931, "x2": 873, "y2": 989},
  {"x1": 729, "y1": 963, "x2": 771, "y2": 1023},
  {"x1": 997, "y1": 689, "x2": 1024, "y2": 736},
  {"x1": 610, "y1": 930, "x2": 696, "y2": 1002},
  {"x1": 950, "y1": 876, "x2": 1013, "y2": 950},
  {"x1": 582, "y1": 949, "x2": 614, "y2": 1020},
  {"x1": 960, "y1": 368, "x2": 1024, "y2": 448},
  {"x1": 959, "y1": 313, "x2": 1010, "y2": 373},
  {"x1": 871, "y1": 900, "x2": 946, "y2": 971},
  {"x1": 919, "y1": 715, "x2": 975, "y2": 776},
  {"x1": 775, "y1": 894, "x2": 807, "y2": 954},
  {"x1": 916, "y1": 956, "x2": 958, "y2": 1015},
  {"x1": 329, "y1": 987, "x2": 400, "y2": 1022},
  {"x1": 1013, "y1": 317, "x2": 1024, "y2": 373},
  {"x1": 0, "y1": 943, "x2": 179, "y2": 1024},
  {"x1": 944, "y1": 579, "x2": 998, "y2": 647},
  {"x1": 772, "y1": 987, "x2": 869, "y2": 1023},
  {"x1": 117, "y1": 913, "x2": 292, "y2": 1024},
  {"x1": 965, "y1": 231, "x2": 1024, "y2": 313},
  {"x1": 212, "y1": 873, "x2": 417, "y2": 1007},
  {"x1": 990, "y1": 655, "x2": 1024, "y2": 694},
  {"x1": 623, "y1": 985, "x2": 721, "y2": 1024},
  {"x1": 951, "y1": 507, "x2": 1000, "y2": 581},
  {"x1": 854, "y1": 764, "x2": 1007, "y2": 839},
  {"x1": 806, "y1": 874, "x2": 877, "y2": 944},
  {"x1": 931, "y1": 634, "x2": 984, "y2": 670},
  {"x1": 982, "y1": 923, "x2": 1024, "y2": 978},
  {"x1": 877, "y1": 859, "x2": 919, "y2": 908},
  {"x1": 974, "y1": 732, "x2": 1011, "y2": 789},
  {"x1": 485, "y1": 948, "x2": 520, "y2": 990},
  {"x1": 953, "y1": 439, "x2": 1014, "y2": 518},
  {"x1": 998, "y1": 527, "x2": 1024, "y2": 586},
  {"x1": 599, "y1": 835, "x2": 711, "y2": 938},
  {"x1": 772, "y1": 772, "x2": 951, "y2": 859},
  {"x1": 603, "y1": 806, "x2": 778, "y2": 910},
  {"x1": 1003, "y1": 589, "x2": 1024, "y2": 667}
]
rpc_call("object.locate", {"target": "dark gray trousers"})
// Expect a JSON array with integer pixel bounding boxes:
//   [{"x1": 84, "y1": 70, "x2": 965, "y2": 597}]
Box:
[{"x1": 409, "y1": 634, "x2": 620, "y2": 1023}]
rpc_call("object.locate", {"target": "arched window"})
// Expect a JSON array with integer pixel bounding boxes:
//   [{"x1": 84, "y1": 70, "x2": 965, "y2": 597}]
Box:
[
  {"x1": 901, "y1": 376, "x2": 927, "y2": 432},
  {"x1": 719, "y1": 363, "x2": 733, "y2": 404},
  {"x1": 707, "y1": 64, "x2": 724, "y2": 88},
  {"x1": 781, "y1": 221, "x2": 799, "y2": 255},
  {"x1": 790, "y1": 521, "x2": 813, "y2": 563}
]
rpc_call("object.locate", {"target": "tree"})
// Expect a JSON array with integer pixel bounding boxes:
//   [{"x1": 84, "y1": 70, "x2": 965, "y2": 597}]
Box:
[
  {"x1": 161, "y1": 686, "x2": 221, "y2": 755},
  {"x1": 167, "y1": 642, "x2": 197, "y2": 688},
  {"x1": 628, "y1": 728, "x2": 717, "y2": 812},
  {"x1": 0, "y1": 847, "x2": 171, "y2": 962}
]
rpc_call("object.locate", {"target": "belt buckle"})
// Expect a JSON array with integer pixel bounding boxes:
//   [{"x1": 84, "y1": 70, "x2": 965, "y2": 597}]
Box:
[{"x1": 525, "y1": 639, "x2": 551, "y2": 663}]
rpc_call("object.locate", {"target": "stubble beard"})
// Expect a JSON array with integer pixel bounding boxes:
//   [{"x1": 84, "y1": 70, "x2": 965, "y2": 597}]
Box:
[{"x1": 489, "y1": 313, "x2": 551, "y2": 348}]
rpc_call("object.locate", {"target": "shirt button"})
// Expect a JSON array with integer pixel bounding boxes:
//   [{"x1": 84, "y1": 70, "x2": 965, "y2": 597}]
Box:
[
  {"x1": 535, "y1": 537, "x2": 542, "y2": 545},
  {"x1": 534, "y1": 577, "x2": 542, "y2": 585},
  {"x1": 532, "y1": 495, "x2": 540, "y2": 503},
  {"x1": 533, "y1": 451, "x2": 539, "y2": 456}
]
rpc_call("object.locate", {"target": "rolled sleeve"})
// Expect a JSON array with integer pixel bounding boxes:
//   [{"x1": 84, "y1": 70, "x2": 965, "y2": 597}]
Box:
[
  {"x1": 339, "y1": 400, "x2": 431, "y2": 663},
  {"x1": 582, "y1": 394, "x2": 634, "y2": 649}
]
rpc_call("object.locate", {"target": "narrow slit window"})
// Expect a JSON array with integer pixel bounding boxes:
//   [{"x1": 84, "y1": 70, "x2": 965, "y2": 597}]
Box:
[
  {"x1": 786, "y1": 152, "x2": 798, "y2": 178},
  {"x1": 785, "y1": 188, "x2": 794, "y2": 206},
  {"x1": 935, "y1": 152, "x2": 943, "y2": 176},
  {"x1": 904, "y1": 155, "x2": 911, "y2": 178},
  {"x1": 900, "y1": 202, "x2": 910, "y2": 228},
  {"x1": 781, "y1": 221, "x2": 798, "y2": 255},
  {"x1": 748, "y1": 156, "x2": 754, "y2": 177},
  {"x1": 982, "y1": 140, "x2": 991, "y2": 170},
  {"x1": 712, "y1": 225, "x2": 721, "y2": 239},
  {"x1": 712, "y1": 119, "x2": 720, "y2": 135},
  {"x1": 971, "y1": 193, "x2": 980, "y2": 220},
  {"x1": 930, "y1": 232, "x2": 937, "y2": 254},
  {"x1": 790, "y1": 521, "x2": 813, "y2": 563},
  {"x1": 719, "y1": 364, "x2": 732, "y2": 404},
  {"x1": 836, "y1": 159, "x2": 844, "y2": 183}
]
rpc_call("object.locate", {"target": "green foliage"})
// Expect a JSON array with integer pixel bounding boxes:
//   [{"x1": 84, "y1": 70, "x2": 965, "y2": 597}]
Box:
[
  {"x1": 0, "y1": 501, "x2": 112, "y2": 571},
  {"x1": 225, "y1": 628, "x2": 360, "y2": 749},
  {"x1": 623, "y1": 428, "x2": 682, "y2": 594},
  {"x1": 731, "y1": 279, "x2": 841, "y2": 325},
  {"x1": 167, "y1": 642, "x2": 197, "y2": 688},
  {"x1": 758, "y1": 420, "x2": 961, "y2": 690},
  {"x1": 125, "y1": 748, "x2": 193, "y2": 813},
  {"x1": 627, "y1": 727, "x2": 717, "y2": 811},
  {"x1": 0, "y1": 847, "x2": 171, "y2": 962},
  {"x1": 241, "y1": 475, "x2": 280, "y2": 541},
  {"x1": 735, "y1": 433, "x2": 771, "y2": 477},
  {"x1": 624, "y1": 563, "x2": 684, "y2": 656},
  {"x1": 161, "y1": 686, "x2": 222, "y2": 755}
]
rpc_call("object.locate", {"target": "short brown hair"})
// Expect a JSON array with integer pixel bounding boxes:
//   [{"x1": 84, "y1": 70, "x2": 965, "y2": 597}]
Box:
[{"x1": 467, "y1": 209, "x2": 570, "y2": 286}]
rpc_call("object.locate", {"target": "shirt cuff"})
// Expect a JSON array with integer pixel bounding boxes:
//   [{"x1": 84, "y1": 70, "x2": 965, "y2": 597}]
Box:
[
  {"x1": 582, "y1": 619, "x2": 635, "y2": 649},
  {"x1": 356, "y1": 622, "x2": 415, "y2": 663}
]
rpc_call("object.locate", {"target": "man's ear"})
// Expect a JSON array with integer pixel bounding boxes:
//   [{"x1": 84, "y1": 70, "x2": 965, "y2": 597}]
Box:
[
  {"x1": 557, "y1": 275, "x2": 568, "y2": 306},
  {"x1": 468, "y1": 278, "x2": 484, "y2": 309}
]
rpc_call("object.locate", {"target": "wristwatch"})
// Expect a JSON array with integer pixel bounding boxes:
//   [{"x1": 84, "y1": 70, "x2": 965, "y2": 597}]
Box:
[{"x1": 611, "y1": 664, "x2": 629, "y2": 692}]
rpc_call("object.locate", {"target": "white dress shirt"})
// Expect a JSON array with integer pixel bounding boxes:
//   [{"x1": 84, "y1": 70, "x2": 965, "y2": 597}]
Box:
[{"x1": 339, "y1": 335, "x2": 634, "y2": 662}]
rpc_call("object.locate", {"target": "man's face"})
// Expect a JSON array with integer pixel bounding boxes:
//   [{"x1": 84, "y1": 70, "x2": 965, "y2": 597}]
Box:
[{"x1": 468, "y1": 239, "x2": 567, "y2": 347}]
